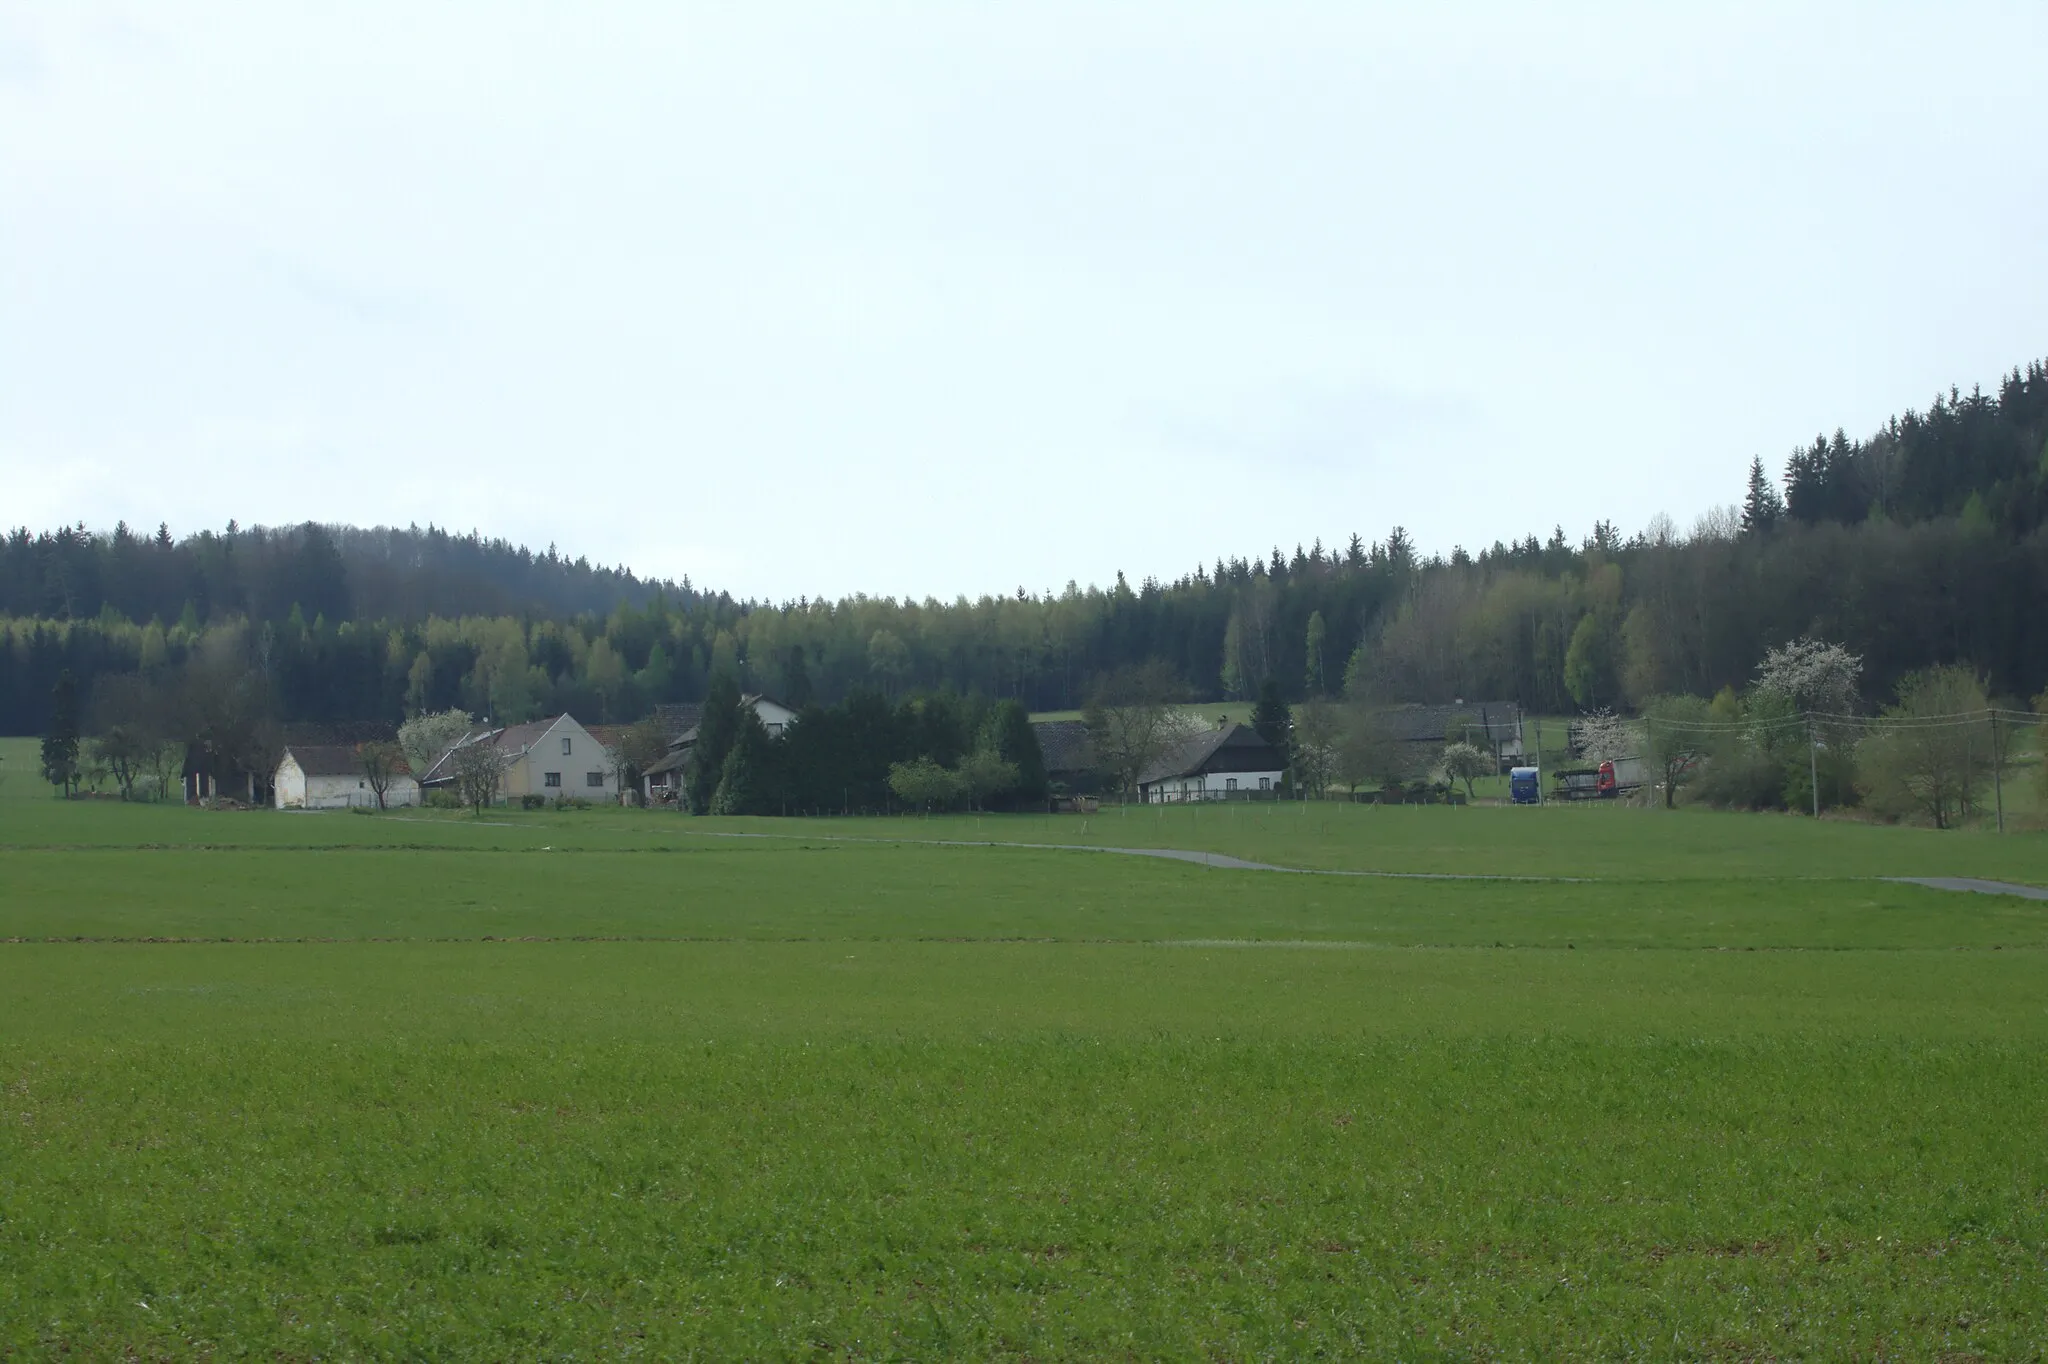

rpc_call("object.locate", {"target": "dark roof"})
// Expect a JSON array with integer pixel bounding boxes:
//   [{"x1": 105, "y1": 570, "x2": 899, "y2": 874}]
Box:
[
  {"x1": 643, "y1": 750, "x2": 686, "y2": 777},
  {"x1": 650, "y1": 703, "x2": 703, "y2": 741},
  {"x1": 1032, "y1": 720, "x2": 1095, "y2": 774},
  {"x1": 282, "y1": 745, "x2": 369, "y2": 778},
  {"x1": 1137, "y1": 723, "x2": 1284, "y2": 786},
  {"x1": 1377, "y1": 702, "x2": 1522, "y2": 745}
]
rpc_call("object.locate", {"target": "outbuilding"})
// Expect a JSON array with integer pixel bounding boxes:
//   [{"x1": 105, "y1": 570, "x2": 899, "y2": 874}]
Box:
[{"x1": 274, "y1": 745, "x2": 419, "y2": 810}]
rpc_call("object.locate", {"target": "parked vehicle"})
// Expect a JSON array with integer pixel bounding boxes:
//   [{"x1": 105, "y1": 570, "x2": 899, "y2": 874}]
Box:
[
  {"x1": 1509, "y1": 766, "x2": 1541, "y2": 804},
  {"x1": 1552, "y1": 757, "x2": 1645, "y2": 801}
]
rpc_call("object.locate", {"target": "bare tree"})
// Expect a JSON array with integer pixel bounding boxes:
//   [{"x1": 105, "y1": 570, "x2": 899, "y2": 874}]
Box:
[
  {"x1": 88, "y1": 672, "x2": 167, "y2": 801},
  {"x1": 608, "y1": 716, "x2": 671, "y2": 804},
  {"x1": 1291, "y1": 699, "x2": 1342, "y2": 797},
  {"x1": 357, "y1": 741, "x2": 406, "y2": 810},
  {"x1": 1640, "y1": 694, "x2": 1710, "y2": 808},
  {"x1": 1082, "y1": 662, "x2": 1196, "y2": 800},
  {"x1": 450, "y1": 738, "x2": 506, "y2": 814},
  {"x1": 1334, "y1": 704, "x2": 1409, "y2": 795}
]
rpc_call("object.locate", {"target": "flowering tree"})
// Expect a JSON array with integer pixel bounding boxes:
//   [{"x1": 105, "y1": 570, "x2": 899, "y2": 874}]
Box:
[
  {"x1": 1754, "y1": 639, "x2": 1862, "y2": 715},
  {"x1": 1439, "y1": 742, "x2": 1490, "y2": 800},
  {"x1": 1573, "y1": 708, "x2": 1637, "y2": 764}
]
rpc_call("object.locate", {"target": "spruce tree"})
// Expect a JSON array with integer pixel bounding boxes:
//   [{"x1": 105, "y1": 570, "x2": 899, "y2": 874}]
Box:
[
  {"x1": 980, "y1": 699, "x2": 1047, "y2": 807},
  {"x1": 1251, "y1": 678, "x2": 1291, "y2": 769},
  {"x1": 1741, "y1": 455, "x2": 1785, "y2": 534},
  {"x1": 687, "y1": 673, "x2": 743, "y2": 814},
  {"x1": 40, "y1": 670, "x2": 81, "y2": 797}
]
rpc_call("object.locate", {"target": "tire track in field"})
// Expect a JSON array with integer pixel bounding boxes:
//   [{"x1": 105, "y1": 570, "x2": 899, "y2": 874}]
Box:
[{"x1": 672, "y1": 829, "x2": 1579, "y2": 881}]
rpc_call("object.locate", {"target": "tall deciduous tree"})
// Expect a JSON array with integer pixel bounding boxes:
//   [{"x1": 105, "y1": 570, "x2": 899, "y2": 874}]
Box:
[
  {"x1": 1859, "y1": 665, "x2": 1990, "y2": 829},
  {"x1": 1640, "y1": 693, "x2": 1710, "y2": 808},
  {"x1": 1083, "y1": 662, "x2": 1192, "y2": 800}
]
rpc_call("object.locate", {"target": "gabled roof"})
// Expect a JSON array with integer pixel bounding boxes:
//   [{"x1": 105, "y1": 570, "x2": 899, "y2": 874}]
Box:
[
  {"x1": 650, "y1": 702, "x2": 703, "y2": 741},
  {"x1": 644, "y1": 746, "x2": 691, "y2": 777},
  {"x1": 417, "y1": 714, "x2": 591, "y2": 785},
  {"x1": 282, "y1": 745, "x2": 369, "y2": 778},
  {"x1": 1378, "y1": 702, "x2": 1522, "y2": 745},
  {"x1": 1032, "y1": 720, "x2": 1095, "y2": 775},
  {"x1": 1137, "y1": 723, "x2": 1283, "y2": 786}
]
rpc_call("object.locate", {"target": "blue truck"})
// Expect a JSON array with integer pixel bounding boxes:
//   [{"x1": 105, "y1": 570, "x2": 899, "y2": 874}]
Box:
[{"x1": 1509, "y1": 766, "x2": 1541, "y2": 804}]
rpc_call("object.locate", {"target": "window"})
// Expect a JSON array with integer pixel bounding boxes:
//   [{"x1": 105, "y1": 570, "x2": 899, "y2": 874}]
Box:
[
  {"x1": 586, "y1": 772, "x2": 605, "y2": 787},
  {"x1": 561, "y1": 737, "x2": 573, "y2": 755},
  {"x1": 766, "y1": 723, "x2": 783, "y2": 737},
  {"x1": 1225, "y1": 778, "x2": 1238, "y2": 792},
  {"x1": 1258, "y1": 777, "x2": 1271, "y2": 791},
  {"x1": 544, "y1": 772, "x2": 562, "y2": 788}
]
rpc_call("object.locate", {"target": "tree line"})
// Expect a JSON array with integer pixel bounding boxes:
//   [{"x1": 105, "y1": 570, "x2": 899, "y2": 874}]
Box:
[{"x1": 3, "y1": 358, "x2": 2044, "y2": 742}]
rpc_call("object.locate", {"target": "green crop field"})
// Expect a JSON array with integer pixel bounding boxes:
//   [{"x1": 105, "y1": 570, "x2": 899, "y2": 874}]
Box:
[{"x1": 4, "y1": 795, "x2": 2048, "y2": 1357}]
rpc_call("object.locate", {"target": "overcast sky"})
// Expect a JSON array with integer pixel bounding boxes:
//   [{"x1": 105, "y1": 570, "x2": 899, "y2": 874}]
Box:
[{"x1": 3, "y1": 3, "x2": 2044, "y2": 603}]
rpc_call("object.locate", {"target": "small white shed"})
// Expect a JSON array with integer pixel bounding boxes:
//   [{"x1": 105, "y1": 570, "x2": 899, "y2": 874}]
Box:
[{"x1": 275, "y1": 745, "x2": 420, "y2": 810}]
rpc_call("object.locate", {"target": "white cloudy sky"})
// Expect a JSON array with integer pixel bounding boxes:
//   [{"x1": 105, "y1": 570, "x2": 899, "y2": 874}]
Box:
[{"x1": 3, "y1": 3, "x2": 2044, "y2": 602}]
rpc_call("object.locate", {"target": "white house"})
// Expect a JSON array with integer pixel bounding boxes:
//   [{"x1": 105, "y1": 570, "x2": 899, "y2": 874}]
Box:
[
  {"x1": 419, "y1": 714, "x2": 620, "y2": 802},
  {"x1": 1136, "y1": 723, "x2": 1288, "y2": 803},
  {"x1": 274, "y1": 745, "x2": 420, "y2": 810},
  {"x1": 642, "y1": 694, "x2": 799, "y2": 802}
]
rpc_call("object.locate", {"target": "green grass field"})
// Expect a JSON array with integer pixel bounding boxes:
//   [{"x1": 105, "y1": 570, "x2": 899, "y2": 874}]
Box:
[{"x1": 4, "y1": 789, "x2": 2048, "y2": 1356}]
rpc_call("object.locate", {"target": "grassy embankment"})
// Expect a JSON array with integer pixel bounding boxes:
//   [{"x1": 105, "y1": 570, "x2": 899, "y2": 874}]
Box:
[{"x1": 3, "y1": 787, "x2": 2048, "y2": 1355}]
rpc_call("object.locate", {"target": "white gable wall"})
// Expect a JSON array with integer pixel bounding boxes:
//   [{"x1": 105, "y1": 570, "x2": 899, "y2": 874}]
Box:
[{"x1": 504, "y1": 715, "x2": 619, "y2": 801}]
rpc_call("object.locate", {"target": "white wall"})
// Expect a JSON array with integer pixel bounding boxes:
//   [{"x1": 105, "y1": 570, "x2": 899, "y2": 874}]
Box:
[
  {"x1": 276, "y1": 761, "x2": 421, "y2": 809},
  {"x1": 1142, "y1": 770, "x2": 1284, "y2": 803},
  {"x1": 505, "y1": 716, "x2": 617, "y2": 801}
]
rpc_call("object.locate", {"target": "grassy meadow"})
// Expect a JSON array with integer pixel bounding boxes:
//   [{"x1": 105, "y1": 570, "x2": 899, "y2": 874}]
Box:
[{"x1": 3, "y1": 785, "x2": 2048, "y2": 1356}]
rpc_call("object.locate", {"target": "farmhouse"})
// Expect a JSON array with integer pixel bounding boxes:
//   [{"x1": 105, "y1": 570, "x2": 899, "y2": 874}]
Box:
[
  {"x1": 1137, "y1": 723, "x2": 1287, "y2": 803},
  {"x1": 419, "y1": 714, "x2": 620, "y2": 802},
  {"x1": 641, "y1": 694, "x2": 799, "y2": 802},
  {"x1": 274, "y1": 745, "x2": 419, "y2": 810}
]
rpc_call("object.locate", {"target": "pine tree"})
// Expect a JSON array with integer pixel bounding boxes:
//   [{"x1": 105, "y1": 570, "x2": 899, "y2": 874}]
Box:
[
  {"x1": 1251, "y1": 679, "x2": 1291, "y2": 770},
  {"x1": 1741, "y1": 455, "x2": 1785, "y2": 534},
  {"x1": 709, "y1": 709, "x2": 772, "y2": 815},
  {"x1": 687, "y1": 673, "x2": 743, "y2": 814},
  {"x1": 40, "y1": 670, "x2": 81, "y2": 797},
  {"x1": 980, "y1": 699, "x2": 1047, "y2": 807},
  {"x1": 1304, "y1": 611, "x2": 1328, "y2": 695}
]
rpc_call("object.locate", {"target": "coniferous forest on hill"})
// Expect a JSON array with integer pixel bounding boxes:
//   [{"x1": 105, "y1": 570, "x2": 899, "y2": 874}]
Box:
[{"x1": 3, "y1": 358, "x2": 2046, "y2": 737}]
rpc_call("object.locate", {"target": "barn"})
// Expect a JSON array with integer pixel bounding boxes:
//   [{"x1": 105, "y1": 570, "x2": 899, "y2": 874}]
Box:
[{"x1": 274, "y1": 745, "x2": 419, "y2": 810}]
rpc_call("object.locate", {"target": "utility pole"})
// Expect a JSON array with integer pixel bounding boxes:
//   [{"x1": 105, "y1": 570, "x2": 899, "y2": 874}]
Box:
[
  {"x1": 1534, "y1": 718, "x2": 1543, "y2": 804},
  {"x1": 1992, "y1": 711, "x2": 2005, "y2": 835},
  {"x1": 1808, "y1": 716, "x2": 1820, "y2": 819}
]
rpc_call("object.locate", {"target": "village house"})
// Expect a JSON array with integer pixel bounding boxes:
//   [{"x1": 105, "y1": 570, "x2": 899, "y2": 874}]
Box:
[
  {"x1": 641, "y1": 694, "x2": 798, "y2": 803},
  {"x1": 1136, "y1": 722, "x2": 1287, "y2": 803},
  {"x1": 274, "y1": 744, "x2": 419, "y2": 810},
  {"x1": 419, "y1": 714, "x2": 621, "y2": 802}
]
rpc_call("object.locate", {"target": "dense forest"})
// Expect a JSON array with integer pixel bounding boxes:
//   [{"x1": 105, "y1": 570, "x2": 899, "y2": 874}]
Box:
[{"x1": 3, "y1": 359, "x2": 2045, "y2": 737}]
